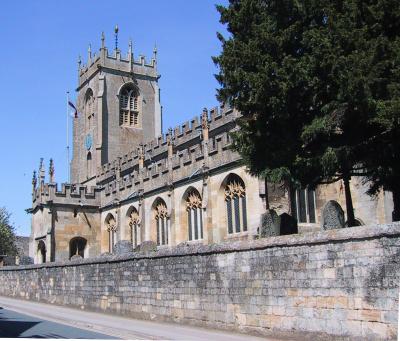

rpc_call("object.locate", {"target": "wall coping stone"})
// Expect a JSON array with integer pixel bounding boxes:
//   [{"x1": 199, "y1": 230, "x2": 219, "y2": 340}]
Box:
[{"x1": 3, "y1": 222, "x2": 400, "y2": 271}]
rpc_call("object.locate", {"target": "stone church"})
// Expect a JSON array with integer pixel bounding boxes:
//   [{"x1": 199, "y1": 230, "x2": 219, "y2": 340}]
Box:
[{"x1": 28, "y1": 31, "x2": 394, "y2": 264}]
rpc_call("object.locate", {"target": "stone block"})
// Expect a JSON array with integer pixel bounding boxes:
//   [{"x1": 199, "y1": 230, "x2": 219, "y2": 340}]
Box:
[{"x1": 360, "y1": 309, "x2": 382, "y2": 322}]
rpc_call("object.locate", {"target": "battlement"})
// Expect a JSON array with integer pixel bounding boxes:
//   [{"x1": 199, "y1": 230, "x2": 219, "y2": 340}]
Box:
[
  {"x1": 97, "y1": 105, "x2": 240, "y2": 183},
  {"x1": 77, "y1": 30, "x2": 158, "y2": 90},
  {"x1": 96, "y1": 104, "x2": 240, "y2": 185},
  {"x1": 32, "y1": 183, "x2": 101, "y2": 211},
  {"x1": 101, "y1": 130, "x2": 241, "y2": 203}
]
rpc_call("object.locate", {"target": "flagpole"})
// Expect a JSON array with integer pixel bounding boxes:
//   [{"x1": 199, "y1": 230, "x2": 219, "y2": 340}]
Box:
[{"x1": 66, "y1": 91, "x2": 70, "y2": 183}]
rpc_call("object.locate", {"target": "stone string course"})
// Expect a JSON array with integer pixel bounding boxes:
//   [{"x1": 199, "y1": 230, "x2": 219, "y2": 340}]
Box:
[{"x1": 1, "y1": 224, "x2": 400, "y2": 340}]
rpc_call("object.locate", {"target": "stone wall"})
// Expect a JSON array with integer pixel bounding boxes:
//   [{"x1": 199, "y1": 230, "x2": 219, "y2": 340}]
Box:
[{"x1": 2, "y1": 224, "x2": 400, "y2": 340}]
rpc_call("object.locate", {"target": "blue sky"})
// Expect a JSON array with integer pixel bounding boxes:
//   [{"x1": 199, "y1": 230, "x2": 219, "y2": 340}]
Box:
[{"x1": 0, "y1": 0, "x2": 228, "y2": 236}]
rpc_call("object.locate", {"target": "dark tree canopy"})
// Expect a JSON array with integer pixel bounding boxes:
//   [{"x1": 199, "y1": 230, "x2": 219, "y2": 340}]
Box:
[
  {"x1": 214, "y1": 0, "x2": 316, "y2": 183},
  {"x1": 214, "y1": 0, "x2": 400, "y2": 223},
  {"x1": 0, "y1": 207, "x2": 17, "y2": 256}
]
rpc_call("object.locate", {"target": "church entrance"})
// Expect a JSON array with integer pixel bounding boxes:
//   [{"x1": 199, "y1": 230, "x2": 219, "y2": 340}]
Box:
[{"x1": 69, "y1": 237, "x2": 87, "y2": 259}]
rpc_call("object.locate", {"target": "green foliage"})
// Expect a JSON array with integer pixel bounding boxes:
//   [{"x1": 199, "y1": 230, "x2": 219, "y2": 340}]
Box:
[
  {"x1": 0, "y1": 207, "x2": 17, "y2": 256},
  {"x1": 214, "y1": 0, "x2": 400, "y2": 221}
]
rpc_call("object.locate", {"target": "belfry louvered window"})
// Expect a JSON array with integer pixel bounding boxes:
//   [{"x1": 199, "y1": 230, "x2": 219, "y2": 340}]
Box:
[
  {"x1": 154, "y1": 200, "x2": 169, "y2": 246},
  {"x1": 119, "y1": 85, "x2": 140, "y2": 127},
  {"x1": 186, "y1": 190, "x2": 203, "y2": 241},
  {"x1": 225, "y1": 175, "x2": 247, "y2": 234}
]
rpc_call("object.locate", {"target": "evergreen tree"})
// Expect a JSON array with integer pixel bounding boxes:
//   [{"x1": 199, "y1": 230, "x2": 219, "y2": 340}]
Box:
[
  {"x1": 290, "y1": 0, "x2": 400, "y2": 223},
  {"x1": 358, "y1": 0, "x2": 400, "y2": 221},
  {"x1": 0, "y1": 207, "x2": 17, "y2": 256},
  {"x1": 214, "y1": 0, "x2": 400, "y2": 225},
  {"x1": 213, "y1": 0, "x2": 321, "y2": 211}
]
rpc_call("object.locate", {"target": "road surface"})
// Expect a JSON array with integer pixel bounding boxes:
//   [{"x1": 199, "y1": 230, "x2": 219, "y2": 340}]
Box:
[
  {"x1": 0, "y1": 296, "x2": 289, "y2": 340},
  {"x1": 0, "y1": 306, "x2": 116, "y2": 339}
]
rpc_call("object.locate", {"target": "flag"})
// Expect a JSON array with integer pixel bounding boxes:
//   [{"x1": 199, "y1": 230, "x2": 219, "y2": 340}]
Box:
[{"x1": 68, "y1": 101, "x2": 79, "y2": 118}]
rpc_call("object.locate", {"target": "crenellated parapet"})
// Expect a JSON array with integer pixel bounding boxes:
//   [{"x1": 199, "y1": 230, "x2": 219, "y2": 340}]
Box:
[
  {"x1": 97, "y1": 104, "x2": 242, "y2": 202},
  {"x1": 31, "y1": 183, "x2": 101, "y2": 212},
  {"x1": 77, "y1": 29, "x2": 158, "y2": 91}
]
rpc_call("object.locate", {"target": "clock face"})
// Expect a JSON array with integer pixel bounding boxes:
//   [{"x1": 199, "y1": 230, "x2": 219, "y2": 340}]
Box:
[{"x1": 85, "y1": 134, "x2": 93, "y2": 150}]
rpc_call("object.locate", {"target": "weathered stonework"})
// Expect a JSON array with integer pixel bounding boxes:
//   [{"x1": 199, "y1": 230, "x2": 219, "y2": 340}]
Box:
[
  {"x1": 4, "y1": 224, "x2": 400, "y2": 340},
  {"x1": 28, "y1": 31, "x2": 395, "y2": 264}
]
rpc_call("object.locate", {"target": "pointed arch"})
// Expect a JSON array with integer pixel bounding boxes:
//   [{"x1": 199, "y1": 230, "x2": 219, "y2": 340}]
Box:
[
  {"x1": 221, "y1": 173, "x2": 248, "y2": 234},
  {"x1": 86, "y1": 152, "x2": 92, "y2": 179},
  {"x1": 85, "y1": 88, "x2": 95, "y2": 129},
  {"x1": 119, "y1": 82, "x2": 141, "y2": 127},
  {"x1": 37, "y1": 240, "x2": 46, "y2": 264},
  {"x1": 182, "y1": 187, "x2": 203, "y2": 241},
  {"x1": 69, "y1": 237, "x2": 87, "y2": 259},
  {"x1": 105, "y1": 213, "x2": 117, "y2": 253},
  {"x1": 126, "y1": 206, "x2": 141, "y2": 248},
  {"x1": 152, "y1": 197, "x2": 169, "y2": 246}
]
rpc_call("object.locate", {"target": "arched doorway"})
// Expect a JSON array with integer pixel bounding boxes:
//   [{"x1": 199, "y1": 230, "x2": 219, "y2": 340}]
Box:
[
  {"x1": 37, "y1": 240, "x2": 46, "y2": 264},
  {"x1": 69, "y1": 237, "x2": 87, "y2": 259}
]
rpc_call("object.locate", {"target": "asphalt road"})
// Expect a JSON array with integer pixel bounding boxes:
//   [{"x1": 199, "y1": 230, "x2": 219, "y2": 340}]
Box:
[
  {"x1": 0, "y1": 307, "x2": 117, "y2": 339},
  {"x1": 0, "y1": 296, "x2": 284, "y2": 340}
]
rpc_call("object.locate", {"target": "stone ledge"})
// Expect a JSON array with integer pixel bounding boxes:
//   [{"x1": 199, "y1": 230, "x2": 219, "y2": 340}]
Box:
[{"x1": 3, "y1": 222, "x2": 400, "y2": 271}]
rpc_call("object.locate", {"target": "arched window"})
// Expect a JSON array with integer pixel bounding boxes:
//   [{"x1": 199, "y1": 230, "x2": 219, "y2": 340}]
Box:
[
  {"x1": 128, "y1": 207, "x2": 141, "y2": 248},
  {"x1": 87, "y1": 152, "x2": 92, "y2": 179},
  {"x1": 119, "y1": 84, "x2": 140, "y2": 127},
  {"x1": 153, "y1": 199, "x2": 169, "y2": 246},
  {"x1": 69, "y1": 237, "x2": 87, "y2": 259},
  {"x1": 37, "y1": 240, "x2": 46, "y2": 264},
  {"x1": 105, "y1": 214, "x2": 117, "y2": 253},
  {"x1": 186, "y1": 190, "x2": 203, "y2": 241},
  {"x1": 225, "y1": 175, "x2": 247, "y2": 234},
  {"x1": 85, "y1": 89, "x2": 95, "y2": 129}
]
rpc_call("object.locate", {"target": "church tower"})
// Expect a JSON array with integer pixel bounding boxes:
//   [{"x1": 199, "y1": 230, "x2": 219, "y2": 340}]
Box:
[{"x1": 71, "y1": 27, "x2": 162, "y2": 185}]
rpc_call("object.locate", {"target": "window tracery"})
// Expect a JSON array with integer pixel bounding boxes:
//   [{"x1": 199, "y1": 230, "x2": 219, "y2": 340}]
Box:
[
  {"x1": 186, "y1": 191, "x2": 203, "y2": 241},
  {"x1": 154, "y1": 201, "x2": 169, "y2": 246},
  {"x1": 106, "y1": 215, "x2": 117, "y2": 253},
  {"x1": 128, "y1": 209, "x2": 141, "y2": 248},
  {"x1": 225, "y1": 177, "x2": 247, "y2": 234}
]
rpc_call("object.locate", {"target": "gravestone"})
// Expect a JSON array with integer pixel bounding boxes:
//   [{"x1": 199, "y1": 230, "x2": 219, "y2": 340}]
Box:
[
  {"x1": 279, "y1": 213, "x2": 298, "y2": 235},
  {"x1": 18, "y1": 256, "x2": 34, "y2": 265},
  {"x1": 321, "y1": 200, "x2": 345, "y2": 230},
  {"x1": 114, "y1": 240, "x2": 133, "y2": 255},
  {"x1": 259, "y1": 209, "x2": 281, "y2": 237},
  {"x1": 176, "y1": 241, "x2": 190, "y2": 248},
  {"x1": 137, "y1": 240, "x2": 157, "y2": 254}
]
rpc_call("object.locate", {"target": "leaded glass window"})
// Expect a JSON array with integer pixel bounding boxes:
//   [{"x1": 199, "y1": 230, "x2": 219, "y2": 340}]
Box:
[
  {"x1": 186, "y1": 191, "x2": 203, "y2": 241},
  {"x1": 225, "y1": 176, "x2": 247, "y2": 234},
  {"x1": 154, "y1": 201, "x2": 169, "y2": 246},
  {"x1": 292, "y1": 187, "x2": 316, "y2": 224},
  {"x1": 106, "y1": 214, "x2": 117, "y2": 253},
  {"x1": 128, "y1": 208, "x2": 141, "y2": 248}
]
